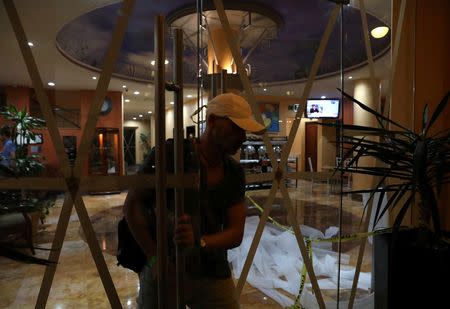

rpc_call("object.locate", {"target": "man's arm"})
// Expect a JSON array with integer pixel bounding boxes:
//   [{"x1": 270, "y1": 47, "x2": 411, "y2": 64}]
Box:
[
  {"x1": 201, "y1": 201, "x2": 246, "y2": 251},
  {"x1": 123, "y1": 188, "x2": 156, "y2": 259}
]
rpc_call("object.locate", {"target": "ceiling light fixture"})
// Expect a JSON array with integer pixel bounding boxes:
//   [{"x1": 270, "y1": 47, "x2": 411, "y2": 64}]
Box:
[
  {"x1": 134, "y1": 91, "x2": 140, "y2": 95},
  {"x1": 124, "y1": 99, "x2": 130, "y2": 102},
  {"x1": 133, "y1": 117, "x2": 136, "y2": 120},
  {"x1": 321, "y1": 95, "x2": 326, "y2": 99},
  {"x1": 139, "y1": 114, "x2": 143, "y2": 118},
  {"x1": 48, "y1": 82, "x2": 55, "y2": 86},
  {"x1": 148, "y1": 111, "x2": 152, "y2": 114},
  {"x1": 27, "y1": 42, "x2": 34, "y2": 47},
  {"x1": 170, "y1": 101, "x2": 174, "y2": 105},
  {"x1": 92, "y1": 76, "x2": 97, "y2": 80},
  {"x1": 348, "y1": 76, "x2": 353, "y2": 79},
  {"x1": 187, "y1": 94, "x2": 193, "y2": 98},
  {"x1": 122, "y1": 85, "x2": 127, "y2": 88},
  {"x1": 371, "y1": 26, "x2": 389, "y2": 39},
  {"x1": 263, "y1": 88, "x2": 267, "y2": 91}
]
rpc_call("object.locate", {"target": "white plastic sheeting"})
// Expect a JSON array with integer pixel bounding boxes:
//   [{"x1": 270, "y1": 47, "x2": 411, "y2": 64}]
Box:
[{"x1": 228, "y1": 216, "x2": 374, "y2": 308}]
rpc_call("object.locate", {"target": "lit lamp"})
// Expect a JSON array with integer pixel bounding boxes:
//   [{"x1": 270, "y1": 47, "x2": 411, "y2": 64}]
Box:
[
  {"x1": 166, "y1": 2, "x2": 283, "y2": 97},
  {"x1": 370, "y1": 26, "x2": 389, "y2": 39}
]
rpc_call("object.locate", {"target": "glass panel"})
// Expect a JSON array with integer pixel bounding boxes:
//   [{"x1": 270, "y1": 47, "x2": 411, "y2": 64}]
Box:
[{"x1": 0, "y1": 0, "x2": 410, "y2": 308}]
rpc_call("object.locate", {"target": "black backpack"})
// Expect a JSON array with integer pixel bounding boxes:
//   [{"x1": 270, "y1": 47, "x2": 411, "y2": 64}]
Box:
[
  {"x1": 116, "y1": 217, "x2": 146, "y2": 273},
  {"x1": 116, "y1": 138, "x2": 199, "y2": 273}
]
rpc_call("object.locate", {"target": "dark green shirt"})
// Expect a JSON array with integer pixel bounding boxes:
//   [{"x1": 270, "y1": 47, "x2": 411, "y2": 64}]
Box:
[{"x1": 138, "y1": 138, "x2": 245, "y2": 278}]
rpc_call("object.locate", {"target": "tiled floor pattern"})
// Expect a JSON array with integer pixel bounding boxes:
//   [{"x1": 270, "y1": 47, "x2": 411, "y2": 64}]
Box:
[{"x1": 0, "y1": 180, "x2": 372, "y2": 308}]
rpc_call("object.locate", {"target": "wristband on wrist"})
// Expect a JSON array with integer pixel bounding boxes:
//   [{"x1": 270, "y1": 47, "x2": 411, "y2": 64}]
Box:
[{"x1": 148, "y1": 256, "x2": 157, "y2": 268}]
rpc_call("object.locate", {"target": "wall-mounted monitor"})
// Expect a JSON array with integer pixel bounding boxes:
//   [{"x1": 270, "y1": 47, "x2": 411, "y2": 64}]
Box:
[{"x1": 306, "y1": 98, "x2": 340, "y2": 118}]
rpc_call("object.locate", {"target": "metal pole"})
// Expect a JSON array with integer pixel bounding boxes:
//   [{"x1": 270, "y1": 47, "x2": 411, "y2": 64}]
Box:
[
  {"x1": 211, "y1": 61, "x2": 216, "y2": 98},
  {"x1": 221, "y1": 69, "x2": 227, "y2": 94},
  {"x1": 173, "y1": 28, "x2": 185, "y2": 309},
  {"x1": 155, "y1": 14, "x2": 168, "y2": 309}
]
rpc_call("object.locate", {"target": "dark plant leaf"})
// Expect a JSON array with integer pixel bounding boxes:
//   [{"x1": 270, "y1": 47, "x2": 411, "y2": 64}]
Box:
[
  {"x1": 430, "y1": 127, "x2": 450, "y2": 138},
  {"x1": 338, "y1": 89, "x2": 412, "y2": 132},
  {"x1": 422, "y1": 104, "x2": 428, "y2": 135},
  {"x1": 372, "y1": 191, "x2": 386, "y2": 230},
  {"x1": 393, "y1": 191, "x2": 416, "y2": 228},
  {"x1": 373, "y1": 187, "x2": 401, "y2": 229},
  {"x1": 376, "y1": 183, "x2": 410, "y2": 227},
  {"x1": 425, "y1": 91, "x2": 449, "y2": 134}
]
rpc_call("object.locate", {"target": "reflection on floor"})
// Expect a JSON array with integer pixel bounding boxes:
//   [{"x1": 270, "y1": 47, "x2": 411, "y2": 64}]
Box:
[{"x1": 0, "y1": 180, "x2": 372, "y2": 309}]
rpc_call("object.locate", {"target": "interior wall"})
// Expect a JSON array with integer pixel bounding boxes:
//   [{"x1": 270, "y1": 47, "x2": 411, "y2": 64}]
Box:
[
  {"x1": 391, "y1": 0, "x2": 416, "y2": 227},
  {"x1": 0, "y1": 86, "x2": 123, "y2": 177},
  {"x1": 392, "y1": 0, "x2": 450, "y2": 230},
  {"x1": 164, "y1": 97, "x2": 206, "y2": 140},
  {"x1": 158, "y1": 94, "x2": 353, "y2": 172},
  {"x1": 413, "y1": 0, "x2": 450, "y2": 230}
]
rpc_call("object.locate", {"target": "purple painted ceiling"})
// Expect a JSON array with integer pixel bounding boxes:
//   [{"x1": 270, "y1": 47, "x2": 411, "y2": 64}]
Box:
[{"x1": 56, "y1": 0, "x2": 390, "y2": 85}]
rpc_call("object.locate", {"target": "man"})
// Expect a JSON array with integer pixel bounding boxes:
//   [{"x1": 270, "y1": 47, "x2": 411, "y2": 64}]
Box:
[
  {"x1": 0, "y1": 125, "x2": 15, "y2": 168},
  {"x1": 124, "y1": 93, "x2": 265, "y2": 309},
  {"x1": 309, "y1": 104, "x2": 319, "y2": 113}
]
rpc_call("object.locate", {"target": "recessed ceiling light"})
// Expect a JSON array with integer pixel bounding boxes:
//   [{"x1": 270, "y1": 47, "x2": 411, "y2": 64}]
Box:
[
  {"x1": 133, "y1": 117, "x2": 136, "y2": 120},
  {"x1": 147, "y1": 111, "x2": 152, "y2": 114},
  {"x1": 124, "y1": 99, "x2": 130, "y2": 102},
  {"x1": 263, "y1": 88, "x2": 267, "y2": 91},
  {"x1": 151, "y1": 60, "x2": 155, "y2": 66},
  {"x1": 134, "y1": 91, "x2": 140, "y2": 95},
  {"x1": 371, "y1": 26, "x2": 389, "y2": 39},
  {"x1": 139, "y1": 114, "x2": 143, "y2": 118},
  {"x1": 122, "y1": 85, "x2": 127, "y2": 88},
  {"x1": 187, "y1": 94, "x2": 193, "y2": 98},
  {"x1": 170, "y1": 101, "x2": 174, "y2": 105},
  {"x1": 27, "y1": 42, "x2": 34, "y2": 47},
  {"x1": 348, "y1": 76, "x2": 353, "y2": 79},
  {"x1": 321, "y1": 95, "x2": 326, "y2": 99},
  {"x1": 92, "y1": 76, "x2": 97, "y2": 80},
  {"x1": 48, "y1": 82, "x2": 55, "y2": 86}
]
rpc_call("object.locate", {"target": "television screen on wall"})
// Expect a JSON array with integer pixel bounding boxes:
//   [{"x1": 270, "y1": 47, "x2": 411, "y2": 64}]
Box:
[{"x1": 306, "y1": 98, "x2": 340, "y2": 118}]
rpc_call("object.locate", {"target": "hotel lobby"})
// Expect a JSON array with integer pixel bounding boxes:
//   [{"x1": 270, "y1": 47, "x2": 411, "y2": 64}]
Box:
[{"x1": 0, "y1": 0, "x2": 448, "y2": 308}]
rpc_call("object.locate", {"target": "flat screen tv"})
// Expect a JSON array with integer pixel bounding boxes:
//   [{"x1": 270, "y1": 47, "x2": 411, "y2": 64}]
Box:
[{"x1": 306, "y1": 98, "x2": 340, "y2": 118}]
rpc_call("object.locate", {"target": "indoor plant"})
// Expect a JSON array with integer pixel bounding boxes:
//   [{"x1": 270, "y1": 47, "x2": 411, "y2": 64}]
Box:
[
  {"x1": 0, "y1": 102, "x2": 54, "y2": 265},
  {"x1": 332, "y1": 90, "x2": 450, "y2": 308}
]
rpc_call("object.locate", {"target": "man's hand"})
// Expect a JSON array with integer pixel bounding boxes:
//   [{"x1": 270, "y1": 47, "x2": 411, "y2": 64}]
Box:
[{"x1": 173, "y1": 215, "x2": 194, "y2": 249}]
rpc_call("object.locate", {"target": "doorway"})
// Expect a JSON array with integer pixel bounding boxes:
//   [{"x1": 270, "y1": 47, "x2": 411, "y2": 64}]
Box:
[
  {"x1": 305, "y1": 122, "x2": 318, "y2": 172},
  {"x1": 89, "y1": 128, "x2": 120, "y2": 176},
  {"x1": 124, "y1": 128, "x2": 136, "y2": 172}
]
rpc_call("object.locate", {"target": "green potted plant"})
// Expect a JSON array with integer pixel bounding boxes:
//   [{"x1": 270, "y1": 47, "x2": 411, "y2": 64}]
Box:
[
  {"x1": 139, "y1": 132, "x2": 152, "y2": 159},
  {"x1": 331, "y1": 90, "x2": 450, "y2": 308},
  {"x1": 0, "y1": 102, "x2": 54, "y2": 265}
]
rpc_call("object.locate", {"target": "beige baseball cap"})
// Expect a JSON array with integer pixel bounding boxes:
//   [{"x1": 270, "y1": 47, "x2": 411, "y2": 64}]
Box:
[{"x1": 206, "y1": 93, "x2": 266, "y2": 134}]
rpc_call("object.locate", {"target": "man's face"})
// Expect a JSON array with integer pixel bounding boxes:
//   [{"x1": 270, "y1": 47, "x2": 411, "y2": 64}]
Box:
[{"x1": 211, "y1": 116, "x2": 246, "y2": 155}]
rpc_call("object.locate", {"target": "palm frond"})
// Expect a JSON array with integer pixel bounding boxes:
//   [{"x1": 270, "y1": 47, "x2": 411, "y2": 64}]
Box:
[
  {"x1": 425, "y1": 91, "x2": 449, "y2": 134},
  {"x1": 338, "y1": 88, "x2": 414, "y2": 133}
]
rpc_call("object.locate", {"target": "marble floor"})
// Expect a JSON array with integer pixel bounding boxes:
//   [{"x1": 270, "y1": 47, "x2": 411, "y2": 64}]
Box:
[{"x1": 0, "y1": 180, "x2": 373, "y2": 309}]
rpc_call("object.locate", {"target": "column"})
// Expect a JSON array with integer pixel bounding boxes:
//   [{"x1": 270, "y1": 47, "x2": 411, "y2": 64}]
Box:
[{"x1": 352, "y1": 78, "x2": 381, "y2": 192}]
